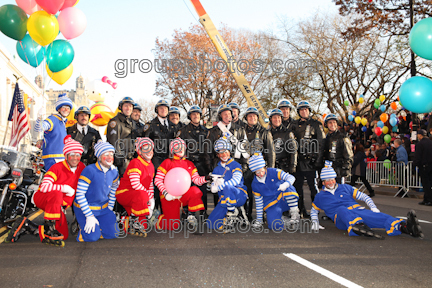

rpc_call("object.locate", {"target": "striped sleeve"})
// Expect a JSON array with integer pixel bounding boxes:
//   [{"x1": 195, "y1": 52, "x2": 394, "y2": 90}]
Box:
[
  {"x1": 42, "y1": 119, "x2": 52, "y2": 132},
  {"x1": 108, "y1": 175, "x2": 119, "y2": 210},
  {"x1": 129, "y1": 172, "x2": 146, "y2": 191},
  {"x1": 76, "y1": 175, "x2": 93, "y2": 218},
  {"x1": 191, "y1": 171, "x2": 206, "y2": 186},
  {"x1": 221, "y1": 168, "x2": 242, "y2": 188},
  {"x1": 277, "y1": 169, "x2": 295, "y2": 186},
  {"x1": 34, "y1": 118, "x2": 43, "y2": 132},
  {"x1": 39, "y1": 171, "x2": 64, "y2": 192},
  {"x1": 311, "y1": 207, "x2": 320, "y2": 223},
  {"x1": 355, "y1": 191, "x2": 377, "y2": 210},
  {"x1": 254, "y1": 194, "x2": 264, "y2": 221},
  {"x1": 154, "y1": 168, "x2": 167, "y2": 193}
]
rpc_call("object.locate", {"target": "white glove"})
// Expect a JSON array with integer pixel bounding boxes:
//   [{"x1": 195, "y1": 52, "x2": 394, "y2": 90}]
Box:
[
  {"x1": 62, "y1": 185, "x2": 75, "y2": 197},
  {"x1": 215, "y1": 178, "x2": 225, "y2": 187},
  {"x1": 371, "y1": 208, "x2": 380, "y2": 213},
  {"x1": 84, "y1": 215, "x2": 99, "y2": 234},
  {"x1": 278, "y1": 182, "x2": 290, "y2": 191},
  {"x1": 165, "y1": 193, "x2": 176, "y2": 201},
  {"x1": 211, "y1": 183, "x2": 219, "y2": 194}
]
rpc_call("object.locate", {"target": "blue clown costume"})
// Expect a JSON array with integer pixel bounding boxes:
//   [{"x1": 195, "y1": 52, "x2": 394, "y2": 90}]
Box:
[
  {"x1": 36, "y1": 94, "x2": 73, "y2": 170},
  {"x1": 249, "y1": 153, "x2": 299, "y2": 231},
  {"x1": 207, "y1": 137, "x2": 248, "y2": 230},
  {"x1": 311, "y1": 162, "x2": 424, "y2": 238},
  {"x1": 74, "y1": 142, "x2": 119, "y2": 242}
]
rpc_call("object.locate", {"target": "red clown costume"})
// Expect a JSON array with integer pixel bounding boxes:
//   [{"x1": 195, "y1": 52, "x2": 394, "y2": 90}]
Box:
[
  {"x1": 116, "y1": 137, "x2": 155, "y2": 233},
  {"x1": 155, "y1": 138, "x2": 207, "y2": 230},
  {"x1": 33, "y1": 135, "x2": 85, "y2": 242}
]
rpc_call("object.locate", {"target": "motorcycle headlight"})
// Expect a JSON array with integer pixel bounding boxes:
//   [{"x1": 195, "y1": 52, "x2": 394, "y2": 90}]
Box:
[{"x1": 0, "y1": 161, "x2": 10, "y2": 178}]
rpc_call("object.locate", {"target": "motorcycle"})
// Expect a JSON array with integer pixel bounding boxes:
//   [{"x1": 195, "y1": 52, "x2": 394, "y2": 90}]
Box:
[{"x1": 0, "y1": 145, "x2": 44, "y2": 227}]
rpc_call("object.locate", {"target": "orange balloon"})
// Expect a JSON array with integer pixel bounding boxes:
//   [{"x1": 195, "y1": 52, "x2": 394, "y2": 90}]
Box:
[
  {"x1": 390, "y1": 102, "x2": 397, "y2": 110},
  {"x1": 323, "y1": 113, "x2": 327, "y2": 119},
  {"x1": 380, "y1": 113, "x2": 388, "y2": 123}
]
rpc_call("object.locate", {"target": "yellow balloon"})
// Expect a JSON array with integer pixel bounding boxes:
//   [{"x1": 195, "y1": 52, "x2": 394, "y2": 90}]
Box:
[
  {"x1": 379, "y1": 95, "x2": 385, "y2": 102},
  {"x1": 361, "y1": 118, "x2": 368, "y2": 126},
  {"x1": 359, "y1": 97, "x2": 364, "y2": 104},
  {"x1": 382, "y1": 126, "x2": 389, "y2": 134},
  {"x1": 46, "y1": 64, "x2": 73, "y2": 85},
  {"x1": 66, "y1": 103, "x2": 77, "y2": 128},
  {"x1": 27, "y1": 11, "x2": 59, "y2": 46},
  {"x1": 355, "y1": 116, "x2": 361, "y2": 124}
]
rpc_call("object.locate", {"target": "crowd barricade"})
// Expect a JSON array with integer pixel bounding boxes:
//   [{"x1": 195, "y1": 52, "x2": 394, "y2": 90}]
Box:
[{"x1": 346, "y1": 161, "x2": 421, "y2": 198}]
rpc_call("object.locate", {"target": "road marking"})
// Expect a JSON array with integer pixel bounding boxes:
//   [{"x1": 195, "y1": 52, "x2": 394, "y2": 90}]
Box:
[
  {"x1": 283, "y1": 253, "x2": 363, "y2": 288},
  {"x1": 396, "y1": 217, "x2": 432, "y2": 224},
  {"x1": 0, "y1": 209, "x2": 43, "y2": 244}
]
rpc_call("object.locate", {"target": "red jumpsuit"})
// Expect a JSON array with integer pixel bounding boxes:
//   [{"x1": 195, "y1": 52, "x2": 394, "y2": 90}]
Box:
[
  {"x1": 116, "y1": 156, "x2": 154, "y2": 229},
  {"x1": 154, "y1": 155, "x2": 206, "y2": 230},
  {"x1": 33, "y1": 160, "x2": 85, "y2": 240}
]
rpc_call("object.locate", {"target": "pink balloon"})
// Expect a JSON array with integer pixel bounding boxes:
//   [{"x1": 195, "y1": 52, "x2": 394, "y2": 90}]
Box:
[
  {"x1": 164, "y1": 167, "x2": 191, "y2": 197},
  {"x1": 58, "y1": 7, "x2": 87, "y2": 40},
  {"x1": 101, "y1": 76, "x2": 109, "y2": 83},
  {"x1": 16, "y1": 0, "x2": 41, "y2": 15},
  {"x1": 107, "y1": 80, "x2": 113, "y2": 85},
  {"x1": 112, "y1": 83, "x2": 118, "y2": 89},
  {"x1": 60, "y1": 0, "x2": 79, "y2": 11},
  {"x1": 35, "y1": 0, "x2": 65, "y2": 15}
]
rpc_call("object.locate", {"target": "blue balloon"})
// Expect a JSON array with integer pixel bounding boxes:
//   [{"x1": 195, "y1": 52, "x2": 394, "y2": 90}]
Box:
[
  {"x1": 360, "y1": 94, "x2": 364, "y2": 98},
  {"x1": 45, "y1": 40, "x2": 75, "y2": 73},
  {"x1": 377, "y1": 121, "x2": 384, "y2": 128},
  {"x1": 389, "y1": 117, "x2": 398, "y2": 126},
  {"x1": 380, "y1": 105, "x2": 386, "y2": 112},
  {"x1": 399, "y1": 76, "x2": 432, "y2": 113},
  {"x1": 348, "y1": 115, "x2": 354, "y2": 121},
  {"x1": 409, "y1": 18, "x2": 432, "y2": 61},
  {"x1": 16, "y1": 34, "x2": 45, "y2": 68},
  {"x1": 390, "y1": 113, "x2": 397, "y2": 118},
  {"x1": 352, "y1": 111, "x2": 356, "y2": 116},
  {"x1": 361, "y1": 126, "x2": 367, "y2": 132}
]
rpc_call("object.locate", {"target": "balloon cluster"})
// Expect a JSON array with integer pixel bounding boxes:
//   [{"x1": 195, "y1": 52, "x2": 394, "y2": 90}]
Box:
[
  {"x1": 399, "y1": 18, "x2": 432, "y2": 113},
  {"x1": 0, "y1": 1, "x2": 86, "y2": 85},
  {"x1": 101, "y1": 76, "x2": 118, "y2": 90}
]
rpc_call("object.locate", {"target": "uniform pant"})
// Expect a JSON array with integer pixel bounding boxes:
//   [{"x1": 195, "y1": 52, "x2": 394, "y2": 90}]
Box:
[
  {"x1": 156, "y1": 186, "x2": 204, "y2": 230},
  {"x1": 33, "y1": 190, "x2": 71, "y2": 240},
  {"x1": 334, "y1": 207, "x2": 404, "y2": 236},
  {"x1": 420, "y1": 166, "x2": 432, "y2": 203},
  {"x1": 116, "y1": 189, "x2": 150, "y2": 229},
  {"x1": 293, "y1": 170, "x2": 319, "y2": 212},
  {"x1": 208, "y1": 186, "x2": 248, "y2": 230},
  {"x1": 264, "y1": 189, "x2": 299, "y2": 231},
  {"x1": 73, "y1": 204, "x2": 118, "y2": 242},
  {"x1": 244, "y1": 173, "x2": 254, "y2": 221}
]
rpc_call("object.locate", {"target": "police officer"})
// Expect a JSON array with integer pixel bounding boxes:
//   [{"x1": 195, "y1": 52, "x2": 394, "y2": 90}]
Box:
[
  {"x1": 229, "y1": 102, "x2": 245, "y2": 128},
  {"x1": 277, "y1": 99, "x2": 294, "y2": 130},
  {"x1": 169, "y1": 106, "x2": 184, "y2": 133},
  {"x1": 323, "y1": 114, "x2": 353, "y2": 183},
  {"x1": 291, "y1": 100, "x2": 325, "y2": 218},
  {"x1": 269, "y1": 108, "x2": 297, "y2": 174},
  {"x1": 131, "y1": 103, "x2": 145, "y2": 139},
  {"x1": 67, "y1": 106, "x2": 101, "y2": 166},
  {"x1": 242, "y1": 106, "x2": 275, "y2": 220},
  {"x1": 177, "y1": 105, "x2": 212, "y2": 215},
  {"x1": 106, "y1": 96, "x2": 136, "y2": 177},
  {"x1": 143, "y1": 100, "x2": 176, "y2": 211}
]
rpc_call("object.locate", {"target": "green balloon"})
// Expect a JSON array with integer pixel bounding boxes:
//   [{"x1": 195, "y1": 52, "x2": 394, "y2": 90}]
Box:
[
  {"x1": 374, "y1": 99, "x2": 381, "y2": 105},
  {"x1": 0, "y1": 5, "x2": 28, "y2": 41},
  {"x1": 46, "y1": 40, "x2": 75, "y2": 73},
  {"x1": 383, "y1": 158, "x2": 391, "y2": 169},
  {"x1": 374, "y1": 102, "x2": 380, "y2": 109},
  {"x1": 384, "y1": 134, "x2": 391, "y2": 144},
  {"x1": 409, "y1": 18, "x2": 432, "y2": 61},
  {"x1": 344, "y1": 100, "x2": 349, "y2": 106}
]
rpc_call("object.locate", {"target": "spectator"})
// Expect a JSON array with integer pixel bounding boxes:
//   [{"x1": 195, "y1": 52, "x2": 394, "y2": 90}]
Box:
[
  {"x1": 351, "y1": 143, "x2": 375, "y2": 197},
  {"x1": 394, "y1": 139, "x2": 408, "y2": 165},
  {"x1": 413, "y1": 129, "x2": 432, "y2": 206}
]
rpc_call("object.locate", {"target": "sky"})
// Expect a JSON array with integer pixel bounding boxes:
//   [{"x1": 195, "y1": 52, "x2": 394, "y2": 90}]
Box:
[{"x1": 0, "y1": 0, "x2": 337, "y2": 110}]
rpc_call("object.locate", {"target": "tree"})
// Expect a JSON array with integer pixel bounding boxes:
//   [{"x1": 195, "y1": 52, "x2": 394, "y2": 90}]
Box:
[
  {"x1": 135, "y1": 98, "x2": 157, "y2": 123},
  {"x1": 153, "y1": 24, "x2": 278, "y2": 121}
]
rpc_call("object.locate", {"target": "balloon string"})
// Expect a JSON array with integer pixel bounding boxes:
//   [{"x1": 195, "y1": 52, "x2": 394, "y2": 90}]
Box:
[
  {"x1": 30, "y1": 38, "x2": 40, "y2": 68},
  {"x1": 18, "y1": 41, "x2": 31, "y2": 66}
]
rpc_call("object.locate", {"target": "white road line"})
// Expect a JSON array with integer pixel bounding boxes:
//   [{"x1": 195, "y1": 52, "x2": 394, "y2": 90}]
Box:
[
  {"x1": 283, "y1": 253, "x2": 363, "y2": 288},
  {"x1": 396, "y1": 217, "x2": 432, "y2": 224}
]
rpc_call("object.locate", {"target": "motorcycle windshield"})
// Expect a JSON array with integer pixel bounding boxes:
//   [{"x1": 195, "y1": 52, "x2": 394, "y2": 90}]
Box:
[{"x1": 0, "y1": 146, "x2": 31, "y2": 170}]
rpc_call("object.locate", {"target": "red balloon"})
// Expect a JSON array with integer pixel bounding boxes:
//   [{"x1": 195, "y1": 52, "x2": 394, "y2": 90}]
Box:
[
  {"x1": 35, "y1": 0, "x2": 65, "y2": 15},
  {"x1": 112, "y1": 82, "x2": 118, "y2": 89},
  {"x1": 375, "y1": 127, "x2": 382, "y2": 136},
  {"x1": 107, "y1": 80, "x2": 113, "y2": 85},
  {"x1": 101, "y1": 76, "x2": 108, "y2": 83},
  {"x1": 409, "y1": 122, "x2": 413, "y2": 129}
]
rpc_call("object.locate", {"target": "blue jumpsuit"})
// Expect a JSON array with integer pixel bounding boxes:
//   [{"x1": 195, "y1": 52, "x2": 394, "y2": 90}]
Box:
[
  {"x1": 252, "y1": 168, "x2": 298, "y2": 231},
  {"x1": 311, "y1": 184, "x2": 404, "y2": 236},
  {"x1": 208, "y1": 158, "x2": 248, "y2": 230},
  {"x1": 41, "y1": 114, "x2": 67, "y2": 170}
]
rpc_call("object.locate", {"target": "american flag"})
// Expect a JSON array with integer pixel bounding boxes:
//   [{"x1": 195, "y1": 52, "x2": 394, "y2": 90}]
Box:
[{"x1": 8, "y1": 83, "x2": 30, "y2": 147}]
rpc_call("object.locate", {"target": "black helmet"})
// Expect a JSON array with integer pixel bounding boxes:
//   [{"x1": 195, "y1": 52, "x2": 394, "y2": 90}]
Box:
[
  {"x1": 187, "y1": 105, "x2": 202, "y2": 120},
  {"x1": 243, "y1": 107, "x2": 259, "y2": 120},
  {"x1": 169, "y1": 106, "x2": 181, "y2": 115},
  {"x1": 228, "y1": 102, "x2": 240, "y2": 112},
  {"x1": 118, "y1": 96, "x2": 134, "y2": 110},
  {"x1": 74, "y1": 106, "x2": 91, "y2": 119},
  {"x1": 269, "y1": 108, "x2": 283, "y2": 119},
  {"x1": 296, "y1": 100, "x2": 311, "y2": 115},
  {"x1": 154, "y1": 99, "x2": 170, "y2": 113},
  {"x1": 324, "y1": 113, "x2": 338, "y2": 127},
  {"x1": 133, "y1": 103, "x2": 142, "y2": 111},
  {"x1": 217, "y1": 104, "x2": 232, "y2": 121}
]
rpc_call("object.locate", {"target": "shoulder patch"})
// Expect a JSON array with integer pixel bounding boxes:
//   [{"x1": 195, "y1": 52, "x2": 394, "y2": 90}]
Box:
[
  {"x1": 109, "y1": 121, "x2": 117, "y2": 128},
  {"x1": 144, "y1": 124, "x2": 150, "y2": 132}
]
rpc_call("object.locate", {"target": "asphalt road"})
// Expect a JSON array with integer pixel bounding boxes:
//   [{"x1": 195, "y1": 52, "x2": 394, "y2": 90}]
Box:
[{"x1": 1, "y1": 190, "x2": 431, "y2": 288}]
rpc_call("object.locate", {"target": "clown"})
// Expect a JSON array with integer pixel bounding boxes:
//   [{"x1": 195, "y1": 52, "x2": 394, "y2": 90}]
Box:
[
  {"x1": 116, "y1": 137, "x2": 155, "y2": 237},
  {"x1": 7, "y1": 136, "x2": 85, "y2": 247},
  {"x1": 74, "y1": 142, "x2": 119, "y2": 242},
  {"x1": 207, "y1": 137, "x2": 248, "y2": 232},
  {"x1": 249, "y1": 153, "x2": 300, "y2": 231},
  {"x1": 154, "y1": 138, "x2": 210, "y2": 233},
  {"x1": 311, "y1": 161, "x2": 424, "y2": 239}
]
